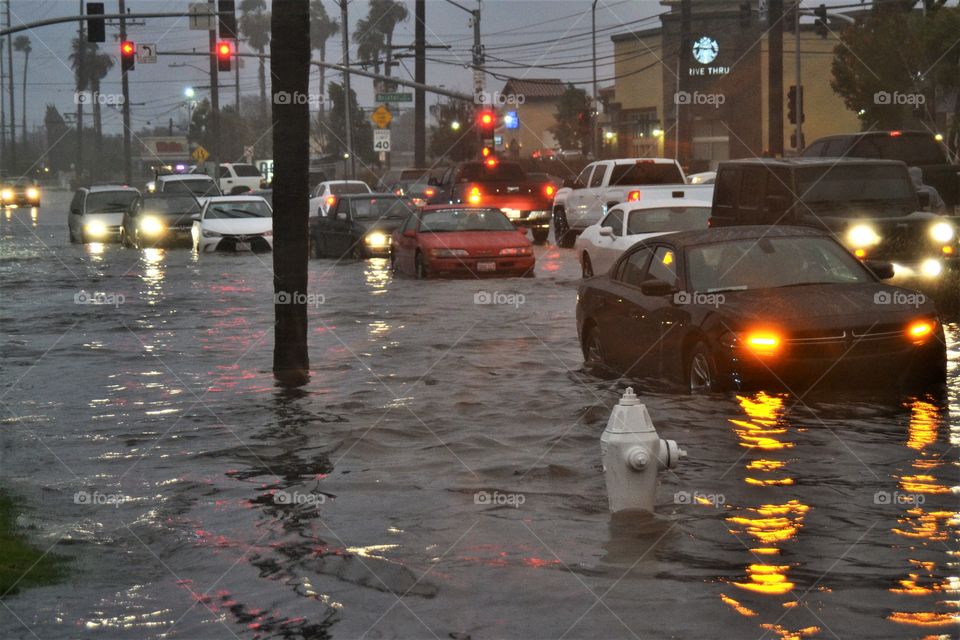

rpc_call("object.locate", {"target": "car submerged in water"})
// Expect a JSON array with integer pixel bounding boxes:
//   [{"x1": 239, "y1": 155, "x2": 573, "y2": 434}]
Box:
[{"x1": 576, "y1": 226, "x2": 946, "y2": 392}]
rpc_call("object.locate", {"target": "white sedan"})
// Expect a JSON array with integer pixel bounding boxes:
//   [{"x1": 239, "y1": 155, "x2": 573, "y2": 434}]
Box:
[
  {"x1": 575, "y1": 195, "x2": 712, "y2": 278},
  {"x1": 308, "y1": 180, "x2": 372, "y2": 218},
  {"x1": 192, "y1": 196, "x2": 273, "y2": 253}
]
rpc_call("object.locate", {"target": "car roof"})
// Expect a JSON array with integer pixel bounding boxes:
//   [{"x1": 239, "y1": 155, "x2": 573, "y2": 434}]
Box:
[
  {"x1": 646, "y1": 225, "x2": 828, "y2": 248},
  {"x1": 322, "y1": 180, "x2": 367, "y2": 185},
  {"x1": 338, "y1": 192, "x2": 405, "y2": 199},
  {"x1": 204, "y1": 195, "x2": 267, "y2": 203},
  {"x1": 86, "y1": 184, "x2": 139, "y2": 192},
  {"x1": 718, "y1": 157, "x2": 905, "y2": 168},
  {"x1": 604, "y1": 157, "x2": 677, "y2": 165},
  {"x1": 419, "y1": 204, "x2": 500, "y2": 212},
  {"x1": 159, "y1": 174, "x2": 214, "y2": 181}
]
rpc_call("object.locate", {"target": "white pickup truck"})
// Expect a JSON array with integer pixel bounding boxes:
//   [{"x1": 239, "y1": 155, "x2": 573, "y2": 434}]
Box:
[{"x1": 553, "y1": 158, "x2": 710, "y2": 247}]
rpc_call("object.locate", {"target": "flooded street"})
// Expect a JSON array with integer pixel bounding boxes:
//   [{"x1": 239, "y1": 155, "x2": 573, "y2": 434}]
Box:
[{"x1": 2, "y1": 190, "x2": 958, "y2": 639}]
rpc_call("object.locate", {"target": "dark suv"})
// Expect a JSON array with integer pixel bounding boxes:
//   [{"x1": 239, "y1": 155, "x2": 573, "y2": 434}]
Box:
[
  {"x1": 310, "y1": 193, "x2": 415, "y2": 259},
  {"x1": 710, "y1": 158, "x2": 958, "y2": 277}
]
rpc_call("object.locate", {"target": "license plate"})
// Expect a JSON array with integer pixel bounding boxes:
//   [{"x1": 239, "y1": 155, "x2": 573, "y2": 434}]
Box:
[
  {"x1": 502, "y1": 208, "x2": 521, "y2": 219},
  {"x1": 235, "y1": 241, "x2": 251, "y2": 251},
  {"x1": 477, "y1": 261, "x2": 496, "y2": 272}
]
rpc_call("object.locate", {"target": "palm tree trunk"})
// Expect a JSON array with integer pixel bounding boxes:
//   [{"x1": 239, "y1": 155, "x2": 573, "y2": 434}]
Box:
[
  {"x1": 271, "y1": 0, "x2": 310, "y2": 386},
  {"x1": 20, "y1": 50, "x2": 27, "y2": 151},
  {"x1": 258, "y1": 49, "x2": 267, "y2": 122}
]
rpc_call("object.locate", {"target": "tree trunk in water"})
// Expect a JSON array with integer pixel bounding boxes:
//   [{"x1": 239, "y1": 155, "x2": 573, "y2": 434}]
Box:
[
  {"x1": 271, "y1": 0, "x2": 310, "y2": 387},
  {"x1": 20, "y1": 51, "x2": 27, "y2": 151},
  {"x1": 259, "y1": 49, "x2": 267, "y2": 122}
]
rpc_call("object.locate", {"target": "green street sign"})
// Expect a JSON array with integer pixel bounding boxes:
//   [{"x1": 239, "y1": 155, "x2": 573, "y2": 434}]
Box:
[{"x1": 376, "y1": 92, "x2": 413, "y2": 103}]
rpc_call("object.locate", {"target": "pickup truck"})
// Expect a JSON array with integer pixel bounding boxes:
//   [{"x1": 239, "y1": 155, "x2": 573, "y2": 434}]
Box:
[
  {"x1": 552, "y1": 157, "x2": 704, "y2": 247},
  {"x1": 429, "y1": 160, "x2": 556, "y2": 244},
  {"x1": 710, "y1": 157, "x2": 959, "y2": 278},
  {"x1": 801, "y1": 130, "x2": 960, "y2": 211}
]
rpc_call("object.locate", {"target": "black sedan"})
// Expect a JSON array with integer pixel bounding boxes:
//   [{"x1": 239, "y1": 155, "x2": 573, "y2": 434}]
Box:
[
  {"x1": 121, "y1": 193, "x2": 202, "y2": 249},
  {"x1": 576, "y1": 226, "x2": 946, "y2": 392},
  {"x1": 311, "y1": 193, "x2": 415, "y2": 259}
]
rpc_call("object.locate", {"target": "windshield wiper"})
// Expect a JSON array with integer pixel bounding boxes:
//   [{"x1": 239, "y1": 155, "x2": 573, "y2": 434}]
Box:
[{"x1": 705, "y1": 286, "x2": 748, "y2": 293}]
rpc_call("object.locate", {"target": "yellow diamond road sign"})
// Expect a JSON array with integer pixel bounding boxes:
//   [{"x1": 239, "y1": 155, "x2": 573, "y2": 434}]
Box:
[
  {"x1": 371, "y1": 105, "x2": 392, "y2": 129},
  {"x1": 191, "y1": 145, "x2": 209, "y2": 164}
]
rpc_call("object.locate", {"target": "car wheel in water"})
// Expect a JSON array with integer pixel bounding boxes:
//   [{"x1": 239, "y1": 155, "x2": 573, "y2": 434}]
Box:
[
  {"x1": 120, "y1": 229, "x2": 131, "y2": 248},
  {"x1": 531, "y1": 227, "x2": 549, "y2": 245},
  {"x1": 582, "y1": 253, "x2": 594, "y2": 278},
  {"x1": 415, "y1": 252, "x2": 428, "y2": 279},
  {"x1": 553, "y1": 207, "x2": 574, "y2": 248},
  {"x1": 582, "y1": 326, "x2": 604, "y2": 369},
  {"x1": 686, "y1": 341, "x2": 715, "y2": 393}
]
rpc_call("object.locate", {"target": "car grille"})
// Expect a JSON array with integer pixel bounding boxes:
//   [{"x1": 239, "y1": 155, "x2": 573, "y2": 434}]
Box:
[
  {"x1": 216, "y1": 234, "x2": 271, "y2": 252},
  {"x1": 785, "y1": 324, "x2": 906, "y2": 359}
]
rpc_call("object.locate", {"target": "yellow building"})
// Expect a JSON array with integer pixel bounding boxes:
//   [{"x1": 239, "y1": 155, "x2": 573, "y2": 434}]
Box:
[
  {"x1": 607, "y1": 1, "x2": 861, "y2": 171},
  {"x1": 496, "y1": 78, "x2": 567, "y2": 158}
]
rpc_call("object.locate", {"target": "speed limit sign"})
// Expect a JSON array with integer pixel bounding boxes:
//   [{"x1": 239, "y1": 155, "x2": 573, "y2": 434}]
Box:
[{"x1": 373, "y1": 129, "x2": 391, "y2": 152}]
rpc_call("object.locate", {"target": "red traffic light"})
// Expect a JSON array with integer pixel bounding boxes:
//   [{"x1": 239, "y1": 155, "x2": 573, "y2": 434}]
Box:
[
  {"x1": 120, "y1": 40, "x2": 135, "y2": 56},
  {"x1": 120, "y1": 40, "x2": 135, "y2": 71},
  {"x1": 216, "y1": 40, "x2": 233, "y2": 72},
  {"x1": 217, "y1": 41, "x2": 232, "y2": 57}
]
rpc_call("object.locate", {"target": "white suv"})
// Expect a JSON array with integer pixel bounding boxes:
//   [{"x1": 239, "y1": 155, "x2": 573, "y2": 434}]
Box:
[{"x1": 216, "y1": 163, "x2": 264, "y2": 194}]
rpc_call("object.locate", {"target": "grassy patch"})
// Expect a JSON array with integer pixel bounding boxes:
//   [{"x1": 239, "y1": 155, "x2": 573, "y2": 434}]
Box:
[{"x1": 0, "y1": 491, "x2": 67, "y2": 598}]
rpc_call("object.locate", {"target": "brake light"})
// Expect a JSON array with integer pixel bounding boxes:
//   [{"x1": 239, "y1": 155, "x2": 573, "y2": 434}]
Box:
[
  {"x1": 627, "y1": 190, "x2": 641, "y2": 202},
  {"x1": 485, "y1": 157, "x2": 498, "y2": 168},
  {"x1": 424, "y1": 187, "x2": 436, "y2": 197},
  {"x1": 544, "y1": 184, "x2": 556, "y2": 197},
  {"x1": 468, "y1": 186, "x2": 482, "y2": 205},
  {"x1": 482, "y1": 147, "x2": 491, "y2": 157},
  {"x1": 889, "y1": 130, "x2": 902, "y2": 137},
  {"x1": 744, "y1": 332, "x2": 781, "y2": 356}
]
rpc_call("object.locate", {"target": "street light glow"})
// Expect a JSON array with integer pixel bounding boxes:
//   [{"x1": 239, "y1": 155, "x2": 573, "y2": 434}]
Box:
[{"x1": 184, "y1": 87, "x2": 195, "y2": 98}]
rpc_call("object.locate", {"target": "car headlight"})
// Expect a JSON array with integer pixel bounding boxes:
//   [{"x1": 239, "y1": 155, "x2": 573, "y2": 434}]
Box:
[
  {"x1": 365, "y1": 232, "x2": 388, "y2": 247},
  {"x1": 84, "y1": 220, "x2": 108, "y2": 237},
  {"x1": 847, "y1": 224, "x2": 881, "y2": 248},
  {"x1": 432, "y1": 248, "x2": 469, "y2": 257},
  {"x1": 498, "y1": 246, "x2": 532, "y2": 256},
  {"x1": 920, "y1": 258, "x2": 942, "y2": 278},
  {"x1": 26, "y1": 187, "x2": 39, "y2": 200},
  {"x1": 929, "y1": 221, "x2": 954, "y2": 244},
  {"x1": 201, "y1": 229, "x2": 222, "y2": 238},
  {"x1": 146, "y1": 182, "x2": 156, "y2": 193},
  {"x1": 1, "y1": 189, "x2": 12, "y2": 201},
  {"x1": 140, "y1": 216, "x2": 165, "y2": 235}
]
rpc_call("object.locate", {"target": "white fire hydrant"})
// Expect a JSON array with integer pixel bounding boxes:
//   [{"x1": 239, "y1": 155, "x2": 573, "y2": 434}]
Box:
[{"x1": 601, "y1": 387, "x2": 686, "y2": 513}]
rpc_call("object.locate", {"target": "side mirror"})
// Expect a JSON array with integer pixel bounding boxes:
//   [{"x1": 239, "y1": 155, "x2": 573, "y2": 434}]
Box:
[
  {"x1": 641, "y1": 279, "x2": 676, "y2": 297},
  {"x1": 336, "y1": 212, "x2": 348, "y2": 221},
  {"x1": 403, "y1": 229, "x2": 416, "y2": 238},
  {"x1": 917, "y1": 190, "x2": 930, "y2": 208},
  {"x1": 599, "y1": 226, "x2": 614, "y2": 237},
  {"x1": 864, "y1": 260, "x2": 895, "y2": 280}
]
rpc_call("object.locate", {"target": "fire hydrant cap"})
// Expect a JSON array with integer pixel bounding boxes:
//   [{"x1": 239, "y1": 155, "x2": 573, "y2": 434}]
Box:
[{"x1": 619, "y1": 387, "x2": 640, "y2": 406}]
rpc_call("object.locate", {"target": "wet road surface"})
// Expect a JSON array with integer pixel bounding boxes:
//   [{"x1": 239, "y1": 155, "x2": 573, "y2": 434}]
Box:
[{"x1": 1, "y1": 190, "x2": 958, "y2": 639}]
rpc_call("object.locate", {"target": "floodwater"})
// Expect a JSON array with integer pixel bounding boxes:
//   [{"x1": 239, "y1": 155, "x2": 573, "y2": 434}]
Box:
[{"x1": 1, "y1": 191, "x2": 958, "y2": 640}]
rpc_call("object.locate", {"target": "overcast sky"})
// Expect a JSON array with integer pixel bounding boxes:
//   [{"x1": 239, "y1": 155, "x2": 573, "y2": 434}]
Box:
[{"x1": 5, "y1": 0, "x2": 665, "y2": 136}]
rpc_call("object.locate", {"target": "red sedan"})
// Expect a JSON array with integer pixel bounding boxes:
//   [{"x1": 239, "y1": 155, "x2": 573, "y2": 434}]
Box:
[{"x1": 391, "y1": 205, "x2": 535, "y2": 278}]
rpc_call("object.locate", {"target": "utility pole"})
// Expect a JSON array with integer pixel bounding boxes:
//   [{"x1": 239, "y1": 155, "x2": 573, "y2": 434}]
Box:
[
  {"x1": 768, "y1": 0, "x2": 784, "y2": 156},
  {"x1": 207, "y1": 0, "x2": 220, "y2": 172},
  {"x1": 471, "y1": 5, "x2": 483, "y2": 98},
  {"x1": 0, "y1": 12, "x2": 5, "y2": 175},
  {"x1": 234, "y1": 46, "x2": 240, "y2": 111},
  {"x1": 119, "y1": 0, "x2": 132, "y2": 183},
  {"x1": 6, "y1": 0, "x2": 15, "y2": 173},
  {"x1": 339, "y1": 0, "x2": 354, "y2": 179},
  {"x1": 591, "y1": 0, "x2": 598, "y2": 159},
  {"x1": 414, "y1": 0, "x2": 425, "y2": 167},
  {"x1": 76, "y1": 0, "x2": 85, "y2": 182},
  {"x1": 794, "y1": 2, "x2": 802, "y2": 152}
]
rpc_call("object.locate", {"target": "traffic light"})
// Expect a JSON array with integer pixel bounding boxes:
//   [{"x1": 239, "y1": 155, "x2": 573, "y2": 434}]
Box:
[
  {"x1": 787, "y1": 85, "x2": 803, "y2": 125},
  {"x1": 217, "y1": 40, "x2": 233, "y2": 72},
  {"x1": 120, "y1": 40, "x2": 135, "y2": 72},
  {"x1": 814, "y1": 4, "x2": 828, "y2": 37},
  {"x1": 477, "y1": 109, "x2": 496, "y2": 156},
  {"x1": 86, "y1": 2, "x2": 105, "y2": 43},
  {"x1": 218, "y1": 0, "x2": 238, "y2": 39},
  {"x1": 739, "y1": 1, "x2": 751, "y2": 28}
]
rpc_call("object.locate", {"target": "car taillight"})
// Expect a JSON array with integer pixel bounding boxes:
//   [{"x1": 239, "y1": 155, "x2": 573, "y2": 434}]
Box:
[
  {"x1": 468, "y1": 186, "x2": 482, "y2": 205},
  {"x1": 627, "y1": 190, "x2": 641, "y2": 202},
  {"x1": 544, "y1": 184, "x2": 556, "y2": 197},
  {"x1": 424, "y1": 187, "x2": 436, "y2": 197},
  {"x1": 485, "y1": 157, "x2": 498, "y2": 168},
  {"x1": 889, "y1": 130, "x2": 902, "y2": 137}
]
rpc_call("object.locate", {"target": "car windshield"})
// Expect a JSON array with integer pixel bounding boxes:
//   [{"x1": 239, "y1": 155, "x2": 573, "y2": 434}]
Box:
[
  {"x1": 797, "y1": 165, "x2": 914, "y2": 211},
  {"x1": 165, "y1": 179, "x2": 221, "y2": 197},
  {"x1": 609, "y1": 162, "x2": 684, "y2": 185},
  {"x1": 626, "y1": 206, "x2": 710, "y2": 235},
  {"x1": 330, "y1": 183, "x2": 370, "y2": 196},
  {"x1": 351, "y1": 197, "x2": 415, "y2": 219},
  {"x1": 141, "y1": 196, "x2": 200, "y2": 216},
  {"x1": 419, "y1": 208, "x2": 515, "y2": 232},
  {"x1": 86, "y1": 190, "x2": 139, "y2": 213},
  {"x1": 205, "y1": 200, "x2": 272, "y2": 219},
  {"x1": 686, "y1": 237, "x2": 871, "y2": 292}
]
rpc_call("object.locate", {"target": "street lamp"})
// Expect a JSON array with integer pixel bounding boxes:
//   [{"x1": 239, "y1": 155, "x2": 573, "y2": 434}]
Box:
[
  {"x1": 451, "y1": 120, "x2": 461, "y2": 131},
  {"x1": 184, "y1": 87, "x2": 195, "y2": 99}
]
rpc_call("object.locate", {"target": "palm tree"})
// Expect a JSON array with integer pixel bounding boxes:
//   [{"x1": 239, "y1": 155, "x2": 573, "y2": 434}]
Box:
[
  {"x1": 309, "y1": 0, "x2": 338, "y2": 115},
  {"x1": 239, "y1": 0, "x2": 271, "y2": 121},
  {"x1": 353, "y1": 16, "x2": 383, "y2": 75},
  {"x1": 355, "y1": 0, "x2": 408, "y2": 91},
  {"x1": 13, "y1": 35, "x2": 30, "y2": 152}
]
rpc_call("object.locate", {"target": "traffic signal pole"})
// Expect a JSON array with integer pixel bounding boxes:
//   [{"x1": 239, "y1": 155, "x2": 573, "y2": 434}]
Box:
[
  {"x1": 794, "y1": 3, "x2": 803, "y2": 152},
  {"x1": 119, "y1": 0, "x2": 132, "y2": 183},
  {"x1": 768, "y1": 0, "x2": 784, "y2": 156},
  {"x1": 207, "y1": 0, "x2": 220, "y2": 172}
]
